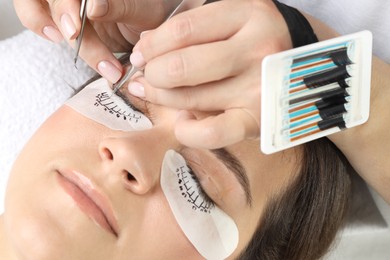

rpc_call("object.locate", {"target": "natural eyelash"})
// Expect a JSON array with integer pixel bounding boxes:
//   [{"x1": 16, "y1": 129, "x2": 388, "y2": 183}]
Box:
[
  {"x1": 187, "y1": 166, "x2": 216, "y2": 209},
  {"x1": 115, "y1": 91, "x2": 155, "y2": 122},
  {"x1": 115, "y1": 91, "x2": 142, "y2": 113}
]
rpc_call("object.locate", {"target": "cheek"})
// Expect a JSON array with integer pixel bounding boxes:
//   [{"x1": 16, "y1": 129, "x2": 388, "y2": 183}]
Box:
[
  {"x1": 4, "y1": 102, "x2": 200, "y2": 258},
  {"x1": 43, "y1": 106, "x2": 109, "y2": 145},
  {"x1": 4, "y1": 176, "x2": 117, "y2": 260},
  {"x1": 4, "y1": 107, "x2": 117, "y2": 259},
  {"x1": 5, "y1": 105, "x2": 106, "y2": 189},
  {"x1": 117, "y1": 191, "x2": 201, "y2": 259},
  {"x1": 4, "y1": 166, "x2": 71, "y2": 258}
]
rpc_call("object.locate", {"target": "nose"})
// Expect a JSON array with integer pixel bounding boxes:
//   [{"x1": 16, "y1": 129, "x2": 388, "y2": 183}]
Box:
[{"x1": 98, "y1": 129, "x2": 174, "y2": 195}]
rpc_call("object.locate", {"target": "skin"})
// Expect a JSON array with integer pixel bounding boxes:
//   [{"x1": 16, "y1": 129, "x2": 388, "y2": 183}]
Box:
[
  {"x1": 13, "y1": 0, "x2": 183, "y2": 82},
  {"x1": 12, "y1": 0, "x2": 390, "y2": 214},
  {"x1": 0, "y1": 86, "x2": 300, "y2": 259},
  {"x1": 130, "y1": 0, "x2": 290, "y2": 149}
]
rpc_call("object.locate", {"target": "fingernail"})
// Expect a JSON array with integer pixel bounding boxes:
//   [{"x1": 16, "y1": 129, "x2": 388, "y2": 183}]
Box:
[
  {"x1": 42, "y1": 26, "x2": 64, "y2": 43},
  {"x1": 61, "y1": 13, "x2": 77, "y2": 39},
  {"x1": 128, "y1": 82, "x2": 145, "y2": 98},
  {"x1": 88, "y1": 0, "x2": 109, "y2": 17},
  {"x1": 97, "y1": 61, "x2": 122, "y2": 83},
  {"x1": 130, "y1": 51, "x2": 146, "y2": 67}
]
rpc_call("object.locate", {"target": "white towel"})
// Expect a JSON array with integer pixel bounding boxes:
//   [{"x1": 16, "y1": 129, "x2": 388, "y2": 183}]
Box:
[{"x1": 0, "y1": 30, "x2": 95, "y2": 213}]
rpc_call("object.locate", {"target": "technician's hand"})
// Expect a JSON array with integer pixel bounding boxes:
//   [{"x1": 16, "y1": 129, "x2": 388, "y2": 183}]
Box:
[
  {"x1": 127, "y1": 0, "x2": 292, "y2": 149},
  {"x1": 13, "y1": 0, "x2": 182, "y2": 83}
]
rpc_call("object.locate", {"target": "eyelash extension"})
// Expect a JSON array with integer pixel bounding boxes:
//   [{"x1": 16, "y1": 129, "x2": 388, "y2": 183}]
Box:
[
  {"x1": 288, "y1": 84, "x2": 349, "y2": 105},
  {"x1": 292, "y1": 45, "x2": 352, "y2": 66},
  {"x1": 261, "y1": 31, "x2": 372, "y2": 154},
  {"x1": 176, "y1": 165, "x2": 215, "y2": 213},
  {"x1": 303, "y1": 65, "x2": 351, "y2": 88},
  {"x1": 283, "y1": 51, "x2": 351, "y2": 142},
  {"x1": 288, "y1": 114, "x2": 346, "y2": 142}
]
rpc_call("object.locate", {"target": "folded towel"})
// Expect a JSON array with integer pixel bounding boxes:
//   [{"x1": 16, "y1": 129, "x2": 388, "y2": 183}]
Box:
[{"x1": 0, "y1": 30, "x2": 95, "y2": 213}]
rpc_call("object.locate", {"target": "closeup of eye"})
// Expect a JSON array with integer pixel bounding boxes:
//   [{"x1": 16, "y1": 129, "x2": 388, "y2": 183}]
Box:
[
  {"x1": 115, "y1": 90, "x2": 154, "y2": 122},
  {"x1": 176, "y1": 163, "x2": 216, "y2": 213},
  {"x1": 188, "y1": 166, "x2": 216, "y2": 209},
  {"x1": 116, "y1": 91, "x2": 146, "y2": 114}
]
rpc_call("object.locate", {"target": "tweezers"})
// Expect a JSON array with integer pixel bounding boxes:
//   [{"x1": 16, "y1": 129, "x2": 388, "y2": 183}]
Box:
[
  {"x1": 73, "y1": 0, "x2": 88, "y2": 67},
  {"x1": 111, "y1": 0, "x2": 205, "y2": 95}
]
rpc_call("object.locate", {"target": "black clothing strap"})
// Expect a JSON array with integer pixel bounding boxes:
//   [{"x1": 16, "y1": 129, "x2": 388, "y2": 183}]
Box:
[{"x1": 273, "y1": 1, "x2": 319, "y2": 47}]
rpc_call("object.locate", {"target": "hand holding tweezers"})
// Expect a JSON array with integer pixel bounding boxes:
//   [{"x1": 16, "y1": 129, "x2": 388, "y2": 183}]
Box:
[
  {"x1": 73, "y1": 0, "x2": 88, "y2": 67},
  {"x1": 111, "y1": 0, "x2": 207, "y2": 95}
]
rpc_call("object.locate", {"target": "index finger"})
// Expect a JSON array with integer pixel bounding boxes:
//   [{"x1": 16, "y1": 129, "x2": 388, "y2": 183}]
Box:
[
  {"x1": 13, "y1": 0, "x2": 63, "y2": 42},
  {"x1": 135, "y1": 1, "x2": 245, "y2": 63},
  {"x1": 74, "y1": 20, "x2": 124, "y2": 83}
]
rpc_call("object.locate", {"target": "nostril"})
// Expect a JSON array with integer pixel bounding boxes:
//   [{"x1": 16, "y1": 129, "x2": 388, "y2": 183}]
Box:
[
  {"x1": 101, "y1": 147, "x2": 114, "y2": 160},
  {"x1": 126, "y1": 171, "x2": 136, "y2": 182},
  {"x1": 123, "y1": 171, "x2": 140, "y2": 192},
  {"x1": 123, "y1": 170, "x2": 152, "y2": 195}
]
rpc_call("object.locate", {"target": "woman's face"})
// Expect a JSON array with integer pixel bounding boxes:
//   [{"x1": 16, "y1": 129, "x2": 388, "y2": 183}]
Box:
[{"x1": 4, "y1": 79, "x2": 299, "y2": 259}]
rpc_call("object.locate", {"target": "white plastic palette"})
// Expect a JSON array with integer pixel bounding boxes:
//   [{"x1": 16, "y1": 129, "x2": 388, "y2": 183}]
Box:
[{"x1": 261, "y1": 31, "x2": 373, "y2": 154}]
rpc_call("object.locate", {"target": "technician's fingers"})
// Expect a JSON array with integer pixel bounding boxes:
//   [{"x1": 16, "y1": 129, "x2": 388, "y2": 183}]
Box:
[
  {"x1": 174, "y1": 109, "x2": 260, "y2": 149},
  {"x1": 13, "y1": 0, "x2": 63, "y2": 43},
  {"x1": 86, "y1": 0, "x2": 171, "y2": 26},
  {"x1": 130, "y1": 69, "x2": 260, "y2": 112},
  {"x1": 76, "y1": 21, "x2": 124, "y2": 83},
  {"x1": 142, "y1": 40, "x2": 244, "y2": 88},
  {"x1": 134, "y1": 1, "x2": 246, "y2": 65},
  {"x1": 46, "y1": 0, "x2": 82, "y2": 40}
]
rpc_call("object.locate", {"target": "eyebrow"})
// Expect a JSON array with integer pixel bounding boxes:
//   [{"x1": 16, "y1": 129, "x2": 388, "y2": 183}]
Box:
[{"x1": 211, "y1": 148, "x2": 252, "y2": 207}]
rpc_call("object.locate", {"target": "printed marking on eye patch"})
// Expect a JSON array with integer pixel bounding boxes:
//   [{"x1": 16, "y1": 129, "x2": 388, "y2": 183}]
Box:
[
  {"x1": 161, "y1": 150, "x2": 239, "y2": 259},
  {"x1": 94, "y1": 91, "x2": 143, "y2": 123},
  {"x1": 65, "y1": 78, "x2": 152, "y2": 131},
  {"x1": 176, "y1": 165, "x2": 214, "y2": 213}
]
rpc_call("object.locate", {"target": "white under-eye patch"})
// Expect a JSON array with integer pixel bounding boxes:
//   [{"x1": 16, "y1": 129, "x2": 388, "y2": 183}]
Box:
[
  {"x1": 161, "y1": 150, "x2": 239, "y2": 259},
  {"x1": 65, "y1": 78, "x2": 152, "y2": 131}
]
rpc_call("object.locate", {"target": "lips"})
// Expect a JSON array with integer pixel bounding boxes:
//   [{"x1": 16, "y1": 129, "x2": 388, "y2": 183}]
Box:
[{"x1": 56, "y1": 169, "x2": 119, "y2": 237}]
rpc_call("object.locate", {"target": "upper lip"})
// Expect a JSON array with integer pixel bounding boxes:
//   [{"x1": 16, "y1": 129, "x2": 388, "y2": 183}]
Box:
[{"x1": 57, "y1": 169, "x2": 119, "y2": 236}]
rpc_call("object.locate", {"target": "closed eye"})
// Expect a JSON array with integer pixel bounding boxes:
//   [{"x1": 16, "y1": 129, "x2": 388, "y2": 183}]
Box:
[
  {"x1": 187, "y1": 166, "x2": 216, "y2": 209},
  {"x1": 115, "y1": 90, "x2": 154, "y2": 122}
]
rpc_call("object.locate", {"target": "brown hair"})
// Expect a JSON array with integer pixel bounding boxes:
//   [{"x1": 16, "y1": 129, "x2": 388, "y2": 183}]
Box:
[{"x1": 238, "y1": 138, "x2": 351, "y2": 260}]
